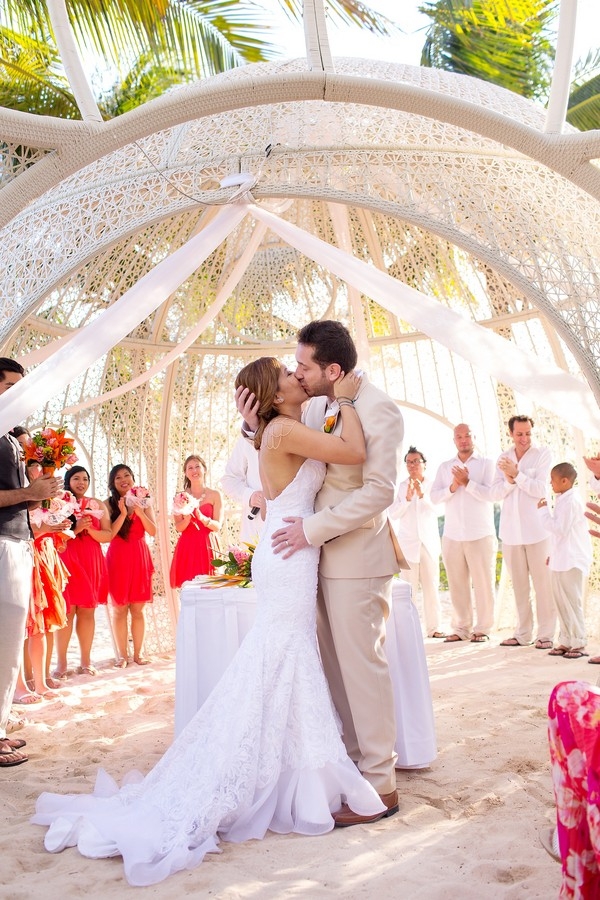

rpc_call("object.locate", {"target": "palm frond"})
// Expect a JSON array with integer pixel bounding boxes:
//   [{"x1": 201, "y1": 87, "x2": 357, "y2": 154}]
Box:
[
  {"x1": 419, "y1": 0, "x2": 557, "y2": 100},
  {"x1": 0, "y1": 27, "x2": 79, "y2": 117},
  {"x1": 567, "y1": 72, "x2": 600, "y2": 132}
]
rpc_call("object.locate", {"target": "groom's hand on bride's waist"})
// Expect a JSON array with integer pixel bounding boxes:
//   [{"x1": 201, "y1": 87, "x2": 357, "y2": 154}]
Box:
[{"x1": 271, "y1": 517, "x2": 309, "y2": 557}]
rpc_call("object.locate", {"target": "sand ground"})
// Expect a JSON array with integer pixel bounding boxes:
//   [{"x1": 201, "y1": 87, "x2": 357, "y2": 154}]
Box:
[{"x1": 2, "y1": 617, "x2": 580, "y2": 899}]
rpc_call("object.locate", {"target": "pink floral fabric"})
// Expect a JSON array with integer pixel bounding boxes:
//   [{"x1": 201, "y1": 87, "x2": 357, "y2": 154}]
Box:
[{"x1": 548, "y1": 681, "x2": 600, "y2": 898}]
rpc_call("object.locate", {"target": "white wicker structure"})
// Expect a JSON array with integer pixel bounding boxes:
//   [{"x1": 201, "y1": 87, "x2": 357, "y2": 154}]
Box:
[{"x1": 2, "y1": 3, "x2": 600, "y2": 647}]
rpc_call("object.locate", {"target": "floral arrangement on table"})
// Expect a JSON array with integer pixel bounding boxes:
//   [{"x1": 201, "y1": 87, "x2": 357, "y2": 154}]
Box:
[
  {"x1": 124, "y1": 485, "x2": 153, "y2": 509},
  {"x1": 29, "y1": 490, "x2": 78, "y2": 528},
  {"x1": 170, "y1": 491, "x2": 199, "y2": 516},
  {"x1": 202, "y1": 542, "x2": 256, "y2": 588},
  {"x1": 22, "y1": 426, "x2": 78, "y2": 473}
]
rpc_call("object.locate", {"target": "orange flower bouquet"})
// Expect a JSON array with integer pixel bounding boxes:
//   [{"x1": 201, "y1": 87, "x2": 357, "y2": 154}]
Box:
[{"x1": 23, "y1": 426, "x2": 77, "y2": 474}]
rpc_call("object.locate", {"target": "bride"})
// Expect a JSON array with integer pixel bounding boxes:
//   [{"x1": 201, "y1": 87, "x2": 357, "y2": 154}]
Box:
[{"x1": 33, "y1": 357, "x2": 385, "y2": 886}]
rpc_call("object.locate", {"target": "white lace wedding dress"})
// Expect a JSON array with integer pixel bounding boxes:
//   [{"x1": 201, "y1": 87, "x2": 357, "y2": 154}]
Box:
[{"x1": 33, "y1": 458, "x2": 384, "y2": 886}]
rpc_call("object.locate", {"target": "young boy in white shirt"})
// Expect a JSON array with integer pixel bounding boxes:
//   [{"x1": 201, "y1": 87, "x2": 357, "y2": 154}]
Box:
[{"x1": 537, "y1": 462, "x2": 592, "y2": 659}]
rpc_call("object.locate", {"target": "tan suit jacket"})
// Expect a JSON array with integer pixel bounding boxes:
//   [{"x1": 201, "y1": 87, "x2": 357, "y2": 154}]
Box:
[{"x1": 302, "y1": 377, "x2": 407, "y2": 578}]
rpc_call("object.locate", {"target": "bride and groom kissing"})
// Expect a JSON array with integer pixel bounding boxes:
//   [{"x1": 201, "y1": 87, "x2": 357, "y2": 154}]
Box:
[{"x1": 33, "y1": 319, "x2": 407, "y2": 886}]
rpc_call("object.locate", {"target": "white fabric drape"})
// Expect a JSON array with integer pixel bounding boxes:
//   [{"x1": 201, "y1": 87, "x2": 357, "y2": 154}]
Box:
[
  {"x1": 248, "y1": 204, "x2": 600, "y2": 437},
  {"x1": 3, "y1": 199, "x2": 600, "y2": 439},
  {"x1": 0, "y1": 205, "x2": 246, "y2": 437},
  {"x1": 62, "y1": 221, "x2": 268, "y2": 414}
]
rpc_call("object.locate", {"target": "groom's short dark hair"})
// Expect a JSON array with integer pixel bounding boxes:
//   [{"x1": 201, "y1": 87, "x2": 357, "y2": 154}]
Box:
[{"x1": 297, "y1": 321, "x2": 358, "y2": 372}]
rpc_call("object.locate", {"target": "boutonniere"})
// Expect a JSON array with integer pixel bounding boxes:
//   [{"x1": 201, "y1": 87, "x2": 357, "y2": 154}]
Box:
[{"x1": 324, "y1": 413, "x2": 338, "y2": 434}]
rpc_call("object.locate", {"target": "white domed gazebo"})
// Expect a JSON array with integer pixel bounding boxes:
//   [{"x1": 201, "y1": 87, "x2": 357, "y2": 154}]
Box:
[{"x1": 1, "y1": 0, "x2": 599, "y2": 649}]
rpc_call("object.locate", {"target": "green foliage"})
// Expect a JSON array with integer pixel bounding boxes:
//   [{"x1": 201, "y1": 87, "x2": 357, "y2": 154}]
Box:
[
  {"x1": 567, "y1": 50, "x2": 600, "y2": 131},
  {"x1": 419, "y1": 0, "x2": 557, "y2": 100},
  {"x1": 0, "y1": 26, "x2": 80, "y2": 117}
]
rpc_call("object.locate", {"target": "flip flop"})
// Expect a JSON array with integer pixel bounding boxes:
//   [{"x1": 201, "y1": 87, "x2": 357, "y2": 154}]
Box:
[
  {"x1": 539, "y1": 827, "x2": 561, "y2": 863},
  {"x1": 500, "y1": 638, "x2": 522, "y2": 647},
  {"x1": 113, "y1": 658, "x2": 128, "y2": 669},
  {"x1": 430, "y1": 632, "x2": 446, "y2": 639},
  {"x1": 471, "y1": 633, "x2": 489, "y2": 642},
  {"x1": 46, "y1": 677, "x2": 64, "y2": 689},
  {"x1": 564, "y1": 650, "x2": 589, "y2": 660},
  {"x1": 76, "y1": 666, "x2": 98, "y2": 676},
  {"x1": 133, "y1": 657, "x2": 150, "y2": 666},
  {"x1": 6, "y1": 713, "x2": 27, "y2": 733},
  {"x1": 443, "y1": 634, "x2": 463, "y2": 643},
  {"x1": 52, "y1": 669, "x2": 75, "y2": 680},
  {"x1": 1, "y1": 738, "x2": 26, "y2": 750},
  {"x1": 12, "y1": 693, "x2": 43, "y2": 705},
  {"x1": 535, "y1": 640, "x2": 554, "y2": 650},
  {"x1": 0, "y1": 748, "x2": 28, "y2": 767},
  {"x1": 548, "y1": 647, "x2": 568, "y2": 656}
]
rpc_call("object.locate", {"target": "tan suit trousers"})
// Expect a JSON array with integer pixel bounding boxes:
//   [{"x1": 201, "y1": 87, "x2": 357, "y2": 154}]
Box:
[
  {"x1": 317, "y1": 574, "x2": 398, "y2": 795},
  {"x1": 442, "y1": 534, "x2": 496, "y2": 639},
  {"x1": 502, "y1": 539, "x2": 555, "y2": 644}
]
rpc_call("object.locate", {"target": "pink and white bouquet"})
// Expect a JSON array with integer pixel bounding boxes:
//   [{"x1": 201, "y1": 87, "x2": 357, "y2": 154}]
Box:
[
  {"x1": 125, "y1": 485, "x2": 153, "y2": 509},
  {"x1": 30, "y1": 490, "x2": 78, "y2": 528},
  {"x1": 73, "y1": 497, "x2": 105, "y2": 524},
  {"x1": 170, "y1": 491, "x2": 200, "y2": 516}
]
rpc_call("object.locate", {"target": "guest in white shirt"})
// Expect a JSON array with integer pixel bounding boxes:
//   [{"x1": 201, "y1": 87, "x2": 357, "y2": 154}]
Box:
[
  {"x1": 389, "y1": 446, "x2": 445, "y2": 638},
  {"x1": 219, "y1": 435, "x2": 264, "y2": 544},
  {"x1": 537, "y1": 463, "x2": 592, "y2": 660},
  {"x1": 430, "y1": 424, "x2": 497, "y2": 643},
  {"x1": 492, "y1": 415, "x2": 555, "y2": 649}
]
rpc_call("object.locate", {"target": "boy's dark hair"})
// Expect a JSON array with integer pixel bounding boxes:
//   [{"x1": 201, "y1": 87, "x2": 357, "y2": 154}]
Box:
[
  {"x1": 297, "y1": 320, "x2": 357, "y2": 373},
  {"x1": 404, "y1": 445, "x2": 426, "y2": 464},
  {"x1": 552, "y1": 462, "x2": 577, "y2": 484},
  {"x1": 508, "y1": 414, "x2": 534, "y2": 432}
]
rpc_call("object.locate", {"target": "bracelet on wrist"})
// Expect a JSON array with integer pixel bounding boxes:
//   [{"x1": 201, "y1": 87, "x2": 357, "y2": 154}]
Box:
[
  {"x1": 336, "y1": 397, "x2": 355, "y2": 403},
  {"x1": 338, "y1": 399, "x2": 355, "y2": 408}
]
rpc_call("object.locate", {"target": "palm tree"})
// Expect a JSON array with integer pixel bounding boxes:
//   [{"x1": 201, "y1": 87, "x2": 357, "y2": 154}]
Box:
[
  {"x1": 419, "y1": 0, "x2": 600, "y2": 129},
  {"x1": 0, "y1": 0, "x2": 397, "y2": 118}
]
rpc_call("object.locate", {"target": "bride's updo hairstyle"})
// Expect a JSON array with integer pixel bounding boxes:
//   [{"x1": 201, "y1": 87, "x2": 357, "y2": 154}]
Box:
[{"x1": 235, "y1": 357, "x2": 281, "y2": 450}]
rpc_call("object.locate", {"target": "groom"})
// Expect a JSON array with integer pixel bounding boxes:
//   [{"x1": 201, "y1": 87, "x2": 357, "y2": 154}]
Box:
[{"x1": 242, "y1": 321, "x2": 405, "y2": 825}]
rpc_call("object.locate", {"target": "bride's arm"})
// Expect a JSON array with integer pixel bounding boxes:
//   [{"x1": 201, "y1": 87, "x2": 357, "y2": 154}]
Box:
[
  {"x1": 274, "y1": 372, "x2": 366, "y2": 466},
  {"x1": 276, "y1": 410, "x2": 365, "y2": 466}
]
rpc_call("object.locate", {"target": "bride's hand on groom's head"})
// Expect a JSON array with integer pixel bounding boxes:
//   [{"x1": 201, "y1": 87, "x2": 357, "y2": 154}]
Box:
[
  {"x1": 333, "y1": 370, "x2": 362, "y2": 402},
  {"x1": 235, "y1": 385, "x2": 260, "y2": 430}
]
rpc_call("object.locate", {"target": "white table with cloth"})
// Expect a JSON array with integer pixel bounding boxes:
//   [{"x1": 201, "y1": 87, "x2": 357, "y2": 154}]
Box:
[{"x1": 175, "y1": 577, "x2": 437, "y2": 768}]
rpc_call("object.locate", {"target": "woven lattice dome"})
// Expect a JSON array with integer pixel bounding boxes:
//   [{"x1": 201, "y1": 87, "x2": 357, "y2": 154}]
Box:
[{"x1": 2, "y1": 48, "x2": 600, "y2": 646}]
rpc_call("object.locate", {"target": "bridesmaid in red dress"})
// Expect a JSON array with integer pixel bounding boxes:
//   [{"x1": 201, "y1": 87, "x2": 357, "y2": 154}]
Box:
[
  {"x1": 54, "y1": 466, "x2": 111, "y2": 678},
  {"x1": 169, "y1": 454, "x2": 223, "y2": 588},
  {"x1": 106, "y1": 465, "x2": 156, "y2": 668}
]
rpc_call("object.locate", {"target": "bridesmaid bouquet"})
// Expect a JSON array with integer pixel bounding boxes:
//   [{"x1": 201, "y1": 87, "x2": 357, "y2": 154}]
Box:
[
  {"x1": 30, "y1": 490, "x2": 78, "y2": 527},
  {"x1": 125, "y1": 485, "x2": 153, "y2": 509},
  {"x1": 170, "y1": 491, "x2": 199, "y2": 516},
  {"x1": 204, "y1": 543, "x2": 256, "y2": 588},
  {"x1": 74, "y1": 497, "x2": 105, "y2": 524}
]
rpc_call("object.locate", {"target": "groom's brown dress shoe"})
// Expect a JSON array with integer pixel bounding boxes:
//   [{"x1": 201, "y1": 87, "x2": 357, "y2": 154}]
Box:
[{"x1": 333, "y1": 789, "x2": 399, "y2": 827}]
